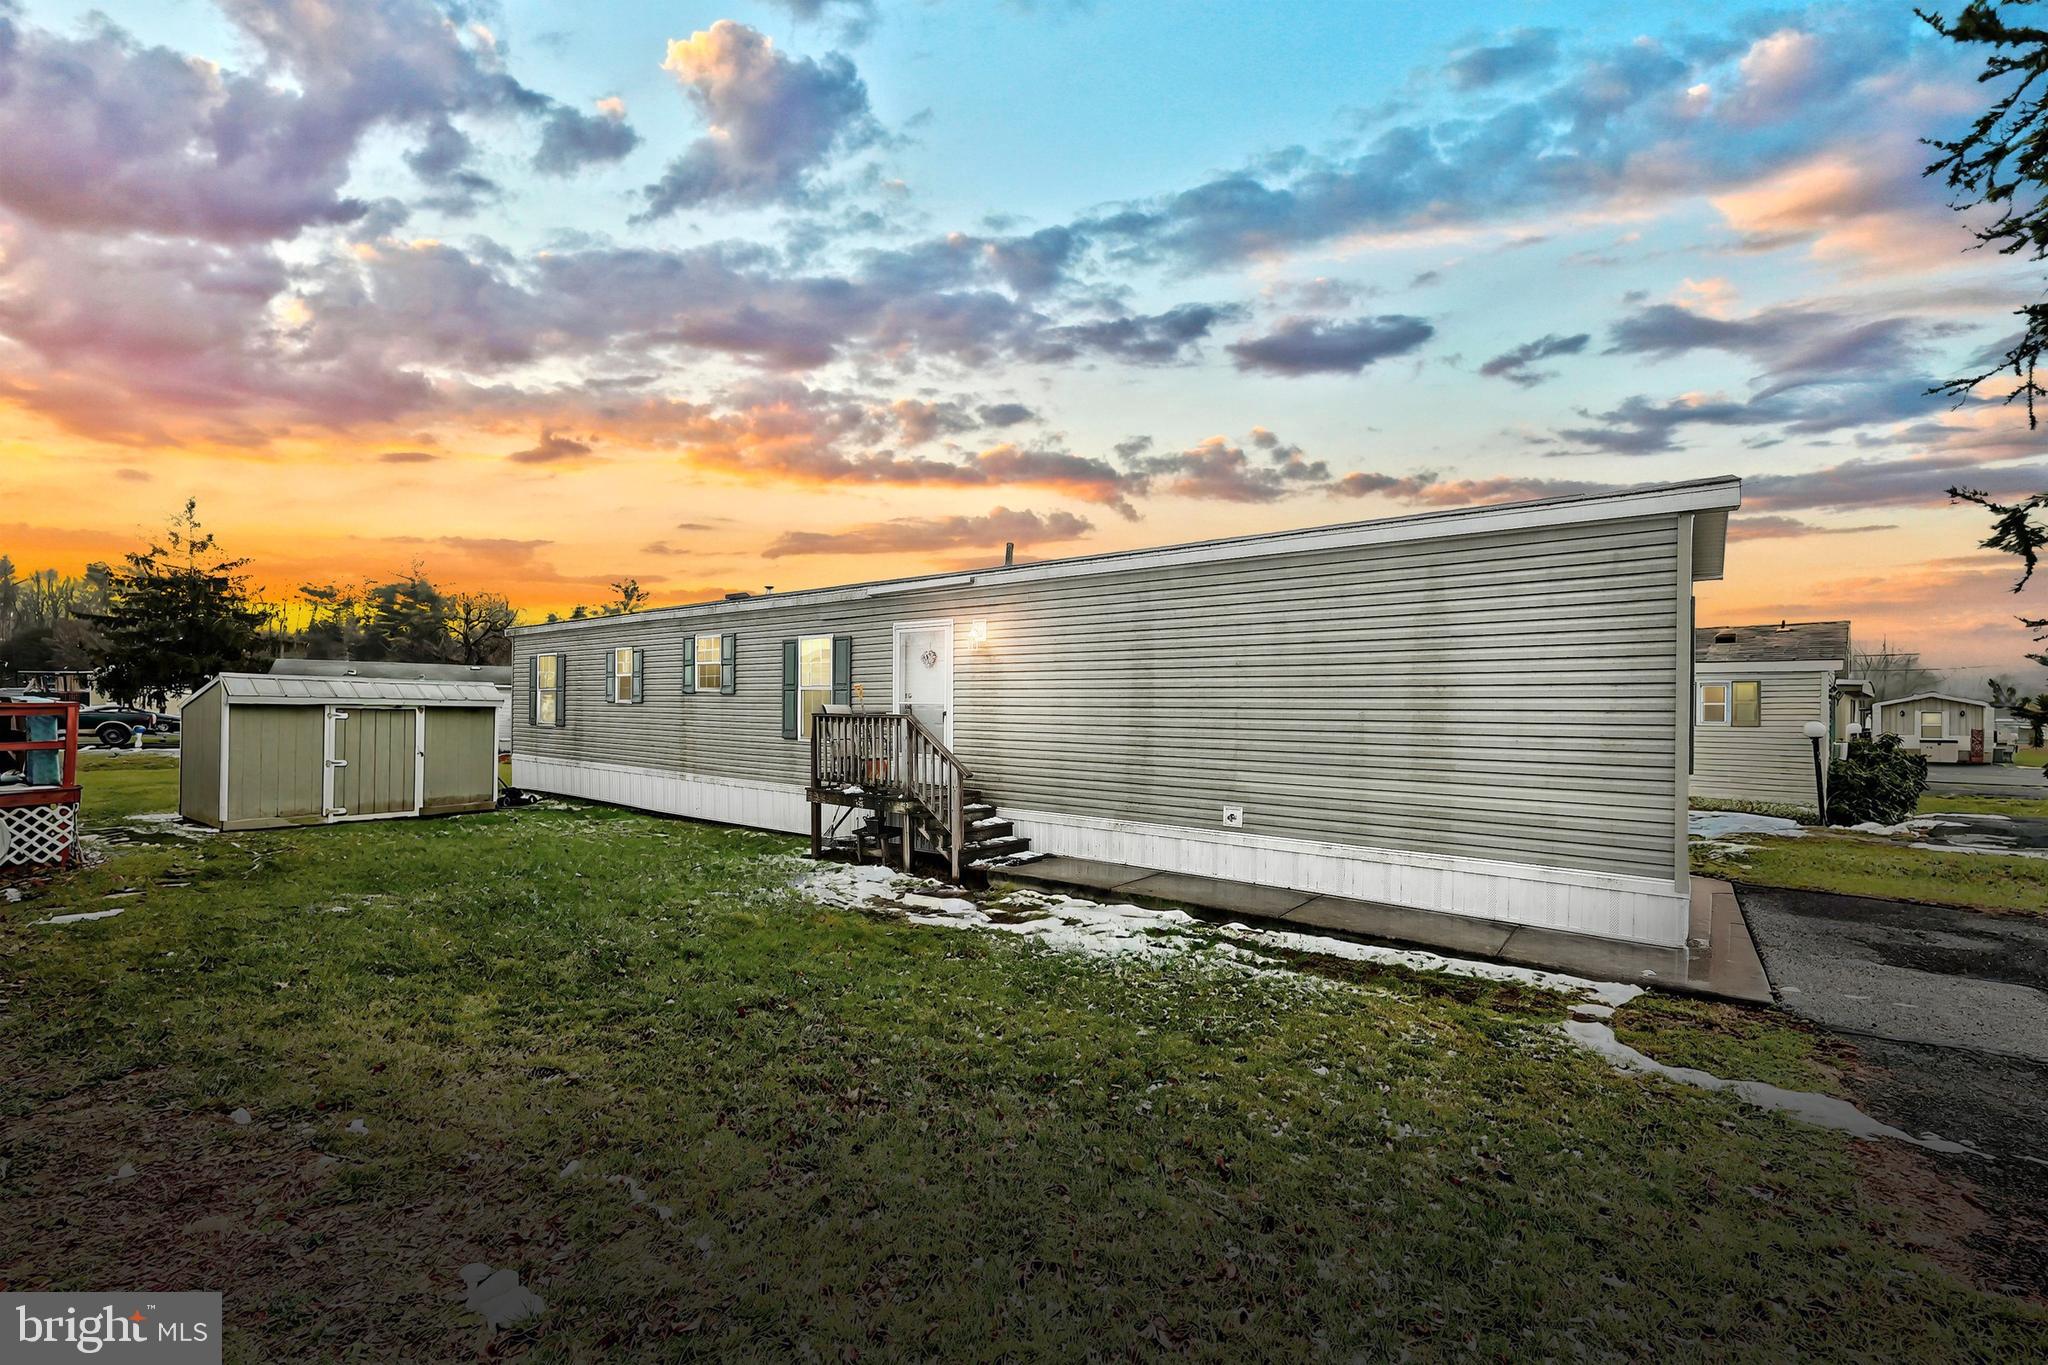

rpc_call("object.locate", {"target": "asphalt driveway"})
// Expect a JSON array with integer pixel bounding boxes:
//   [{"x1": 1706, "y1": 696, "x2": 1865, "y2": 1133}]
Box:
[
  {"x1": 1737, "y1": 885, "x2": 2048, "y2": 1293},
  {"x1": 1738, "y1": 885, "x2": 2048, "y2": 1060}
]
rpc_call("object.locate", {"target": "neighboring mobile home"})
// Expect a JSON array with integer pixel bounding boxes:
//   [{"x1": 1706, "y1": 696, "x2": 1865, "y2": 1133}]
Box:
[
  {"x1": 511, "y1": 478, "x2": 1740, "y2": 948},
  {"x1": 1689, "y1": 620, "x2": 1849, "y2": 815},
  {"x1": 1874, "y1": 692, "x2": 1996, "y2": 764}
]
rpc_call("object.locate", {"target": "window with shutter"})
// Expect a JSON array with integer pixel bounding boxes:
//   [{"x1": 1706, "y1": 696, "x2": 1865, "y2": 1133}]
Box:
[
  {"x1": 681, "y1": 635, "x2": 697, "y2": 695},
  {"x1": 533, "y1": 653, "x2": 563, "y2": 727},
  {"x1": 694, "y1": 633, "x2": 724, "y2": 694},
  {"x1": 795, "y1": 634, "x2": 834, "y2": 737},
  {"x1": 610, "y1": 647, "x2": 639, "y2": 704},
  {"x1": 720, "y1": 632, "x2": 737, "y2": 695}
]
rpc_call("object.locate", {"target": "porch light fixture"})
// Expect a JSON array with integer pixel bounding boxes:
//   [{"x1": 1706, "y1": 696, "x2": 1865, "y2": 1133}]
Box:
[{"x1": 968, "y1": 619, "x2": 988, "y2": 646}]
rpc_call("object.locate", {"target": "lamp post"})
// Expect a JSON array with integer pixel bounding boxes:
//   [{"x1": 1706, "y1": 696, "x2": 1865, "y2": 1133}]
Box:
[{"x1": 1803, "y1": 719, "x2": 1829, "y2": 823}]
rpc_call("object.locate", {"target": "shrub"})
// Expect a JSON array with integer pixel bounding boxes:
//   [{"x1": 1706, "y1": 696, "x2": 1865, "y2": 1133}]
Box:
[{"x1": 1826, "y1": 735, "x2": 1929, "y2": 826}]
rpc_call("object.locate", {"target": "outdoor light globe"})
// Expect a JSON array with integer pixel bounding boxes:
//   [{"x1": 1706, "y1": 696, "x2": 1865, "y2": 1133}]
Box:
[{"x1": 1802, "y1": 721, "x2": 1828, "y2": 739}]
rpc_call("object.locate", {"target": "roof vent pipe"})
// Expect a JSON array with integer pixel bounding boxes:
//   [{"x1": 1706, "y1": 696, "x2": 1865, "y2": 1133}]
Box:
[{"x1": 1004, "y1": 541, "x2": 1015, "y2": 566}]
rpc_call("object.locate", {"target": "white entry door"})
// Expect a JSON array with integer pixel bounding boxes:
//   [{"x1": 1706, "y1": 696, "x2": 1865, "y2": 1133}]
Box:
[{"x1": 894, "y1": 621, "x2": 954, "y2": 746}]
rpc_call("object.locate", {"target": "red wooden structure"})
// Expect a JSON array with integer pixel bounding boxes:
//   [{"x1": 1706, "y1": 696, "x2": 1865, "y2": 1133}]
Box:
[{"x1": 0, "y1": 699, "x2": 81, "y2": 872}]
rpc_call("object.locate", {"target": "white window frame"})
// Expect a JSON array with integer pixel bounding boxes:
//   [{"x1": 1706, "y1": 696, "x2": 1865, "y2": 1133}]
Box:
[
  {"x1": 533, "y1": 653, "x2": 563, "y2": 727},
  {"x1": 695, "y1": 633, "x2": 724, "y2": 695},
  {"x1": 797, "y1": 633, "x2": 833, "y2": 739},
  {"x1": 611, "y1": 647, "x2": 637, "y2": 705},
  {"x1": 1696, "y1": 682, "x2": 1730, "y2": 726},
  {"x1": 1918, "y1": 710, "x2": 1946, "y2": 742}
]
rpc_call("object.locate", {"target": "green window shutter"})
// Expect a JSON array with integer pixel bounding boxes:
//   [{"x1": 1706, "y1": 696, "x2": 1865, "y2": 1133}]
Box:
[
  {"x1": 781, "y1": 639, "x2": 799, "y2": 739},
  {"x1": 721, "y1": 632, "x2": 737, "y2": 695},
  {"x1": 528, "y1": 655, "x2": 538, "y2": 726},
  {"x1": 555, "y1": 655, "x2": 568, "y2": 728},
  {"x1": 631, "y1": 648, "x2": 645, "y2": 704},
  {"x1": 1732, "y1": 680, "x2": 1760, "y2": 728},
  {"x1": 831, "y1": 635, "x2": 853, "y2": 707},
  {"x1": 681, "y1": 636, "x2": 696, "y2": 695}
]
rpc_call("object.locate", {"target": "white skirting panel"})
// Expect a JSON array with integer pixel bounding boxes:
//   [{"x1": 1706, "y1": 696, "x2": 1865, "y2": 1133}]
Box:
[
  {"x1": 511, "y1": 755, "x2": 811, "y2": 835},
  {"x1": 1001, "y1": 807, "x2": 1691, "y2": 948},
  {"x1": 510, "y1": 755, "x2": 1690, "y2": 947}
]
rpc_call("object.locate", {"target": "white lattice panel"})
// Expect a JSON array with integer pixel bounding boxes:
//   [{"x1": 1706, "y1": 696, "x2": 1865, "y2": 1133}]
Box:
[{"x1": 1, "y1": 801, "x2": 79, "y2": 868}]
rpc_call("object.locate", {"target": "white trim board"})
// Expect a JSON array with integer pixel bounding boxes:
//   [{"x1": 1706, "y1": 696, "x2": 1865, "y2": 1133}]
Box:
[
  {"x1": 513, "y1": 478, "x2": 1741, "y2": 637},
  {"x1": 1693, "y1": 662, "x2": 1841, "y2": 675},
  {"x1": 511, "y1": 754, "x2": 1690, "y2": 947}
]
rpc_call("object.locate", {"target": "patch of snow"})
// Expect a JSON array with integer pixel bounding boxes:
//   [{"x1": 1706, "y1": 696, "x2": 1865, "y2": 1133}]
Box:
[
  {"x1": 1906, "y1": 841, "x2": 2048, "y2": 861},
  {"x1": 1687, "y1": 811, "x2": 1807, "y2": 840},
  {"x1": 558, "y1": 1159, "x2": 581, "y2": 1179},
  {"x1": 461, "y1": 1263, "x2": 546, "y2": 1329},
  {"x1": 345, "y1": 1118, "x2": 368, "y2": 1135},
  {"x1": 4, "y1": 887, "x2": 22, "y2": 903},
  {"x1": 792, "y1": 861, "x2": 1642, "y2": 1008},
  {"x1": 37, "y1": 907, "x2": 124, "y2": 925},
  {"x1": 112, "y1": 1163, "x2": 135, "y2": 1181},
  {"x1": 1561, "y1": 1018, "x2": 1984, "y2": 1158},
  {"x1": 228, "y1": 1108, "x2": 252, "y2": 1126}
]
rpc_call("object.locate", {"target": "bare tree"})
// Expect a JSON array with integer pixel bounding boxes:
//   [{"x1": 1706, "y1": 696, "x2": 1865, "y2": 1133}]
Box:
[
  {"x1": 449, "y1": 592, "x2": 517, "y2": 665},
  {"x1": 603, "y1": 578, "x2": 651, "y2": 616},
  {"x1": 1846, "y1": 640, "x2": 1944, "y2": 701}
]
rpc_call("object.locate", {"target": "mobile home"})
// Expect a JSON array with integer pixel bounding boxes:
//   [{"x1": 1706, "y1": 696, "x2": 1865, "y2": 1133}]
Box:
[
  {"x1": 1689, "y1": 620, "x2": 1849, "y2": 815},
  {"x1": 1874, "y1": 692, "x2": 1996, "y2": 764},
  {"x1": 511, "y1": 478, "x2": 1740, "y2": 948}
]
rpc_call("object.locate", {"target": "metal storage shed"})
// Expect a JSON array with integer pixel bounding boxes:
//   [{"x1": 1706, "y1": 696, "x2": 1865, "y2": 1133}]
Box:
[{"x1": 178, "y1": 674, "x2": 501, "y2": 830}]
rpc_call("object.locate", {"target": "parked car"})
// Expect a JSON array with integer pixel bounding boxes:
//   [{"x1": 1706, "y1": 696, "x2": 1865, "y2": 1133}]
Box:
[{"x1": 75, "y1": 704, "x2": 178, "y2": 748}]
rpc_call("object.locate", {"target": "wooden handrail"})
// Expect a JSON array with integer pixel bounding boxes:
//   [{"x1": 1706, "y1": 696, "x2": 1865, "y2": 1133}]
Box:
[{"x1": 810, "y1": 709, "x2": 970, "y2": 879}]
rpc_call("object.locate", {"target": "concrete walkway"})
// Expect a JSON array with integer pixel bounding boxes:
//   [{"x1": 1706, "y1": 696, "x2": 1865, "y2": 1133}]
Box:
[{"x1": 991, "y1": 858, "x2": 1771, "y2": 1004}]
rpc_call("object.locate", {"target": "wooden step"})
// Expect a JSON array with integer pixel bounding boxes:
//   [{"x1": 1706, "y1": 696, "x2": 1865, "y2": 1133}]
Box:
[{"x1": 964, "y1": 834, "x2": 1031, "y2": 863}]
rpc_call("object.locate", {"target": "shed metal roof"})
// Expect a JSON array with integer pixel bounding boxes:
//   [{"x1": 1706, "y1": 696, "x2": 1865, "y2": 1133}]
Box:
[
  {"x1": 203, "y1": 673, "x2": 504, "y2": 707},
  {"x1": 269, "y1": 659, "x2": 512, "y2": 686},
  {"x1": 1694, "y1": 620, "x2": 1849, "y2": 665}
]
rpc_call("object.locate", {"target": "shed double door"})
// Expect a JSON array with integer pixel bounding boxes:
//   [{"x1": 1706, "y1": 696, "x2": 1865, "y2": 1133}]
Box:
[{"x1": 324, "y1": 706, "x2": 422, "y2": 821}]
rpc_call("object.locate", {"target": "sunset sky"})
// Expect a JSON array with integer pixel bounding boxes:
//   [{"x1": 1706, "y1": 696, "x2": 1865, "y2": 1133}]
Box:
[{"x1": 2, "y1": 0, "x2": 2046, "y2": 672}]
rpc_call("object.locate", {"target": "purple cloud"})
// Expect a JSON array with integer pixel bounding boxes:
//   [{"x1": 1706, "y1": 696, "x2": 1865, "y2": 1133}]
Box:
[{"x1": 1228, "y1": 315, "x2": 1434, "y2": 376}]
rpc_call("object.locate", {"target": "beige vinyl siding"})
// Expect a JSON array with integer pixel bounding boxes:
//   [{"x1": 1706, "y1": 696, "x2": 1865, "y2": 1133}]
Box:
[
  {"x1": 223, "y1": 705, "x2": 326, "y2": 827},
  {"x1": 177, "y1": 685, "x2": 223, "y2": 827},
  {"x1": 1879, "y1": 698, "x2": 1990, "y2": 762},
  {"x1": 424, "y1": 708, "x2": 499, "y2": 814},
  {"x1": 514, "y1": 515, "x2": 1686, "y2": 881},
  {"x1": 1689, "y1": 670, "x2": 1826, "y2": 810}
]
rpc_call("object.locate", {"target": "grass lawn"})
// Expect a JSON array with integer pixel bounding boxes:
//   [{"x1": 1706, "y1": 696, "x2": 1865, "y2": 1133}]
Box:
[
  {"x1": 2017, "y1": 746, "x2": 2046, "y2": 768},
  {"x1": 3, "y1": 759, "x2": 2041, "y2": 1359},
  {"x1": 1919, "y1": 791, "x2": 2048, "y2": 819},
  {"x1": 1691, "y1": 831, "x2": 2048, "y2": 916}
]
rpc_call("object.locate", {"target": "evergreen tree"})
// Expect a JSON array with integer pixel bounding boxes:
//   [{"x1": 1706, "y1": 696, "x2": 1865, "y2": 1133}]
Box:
[{"x1": 91, "y1": 500, "x2": 266, "y2": 700}]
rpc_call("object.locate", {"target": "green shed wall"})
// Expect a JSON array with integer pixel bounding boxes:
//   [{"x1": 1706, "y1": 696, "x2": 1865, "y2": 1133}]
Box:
[
  {"x1": 177, "y1": 686, "x2": 224, "y2": 827},
  {"x1": 424, "y1": 708, "x2": 498, "y2": 814},
  {"x1": 224, "y1": 705, "x2": 326, "y2": 829}
]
